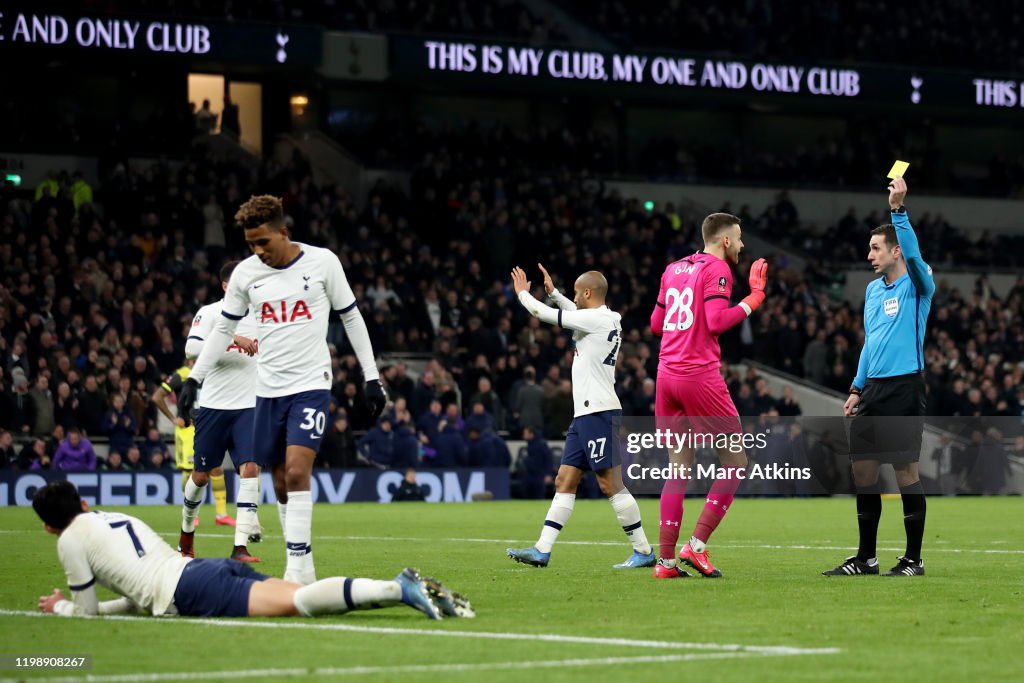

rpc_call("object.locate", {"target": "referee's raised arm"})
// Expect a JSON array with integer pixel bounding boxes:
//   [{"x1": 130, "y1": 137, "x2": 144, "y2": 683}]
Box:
[{"x1": 887, "y1": 177, "x2": 935, "y2": 299}]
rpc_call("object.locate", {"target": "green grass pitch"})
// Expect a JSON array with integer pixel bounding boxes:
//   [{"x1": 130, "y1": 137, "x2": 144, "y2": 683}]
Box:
[{"x1": 1, "y1": 497, "x2": 1022, "y2": 682}]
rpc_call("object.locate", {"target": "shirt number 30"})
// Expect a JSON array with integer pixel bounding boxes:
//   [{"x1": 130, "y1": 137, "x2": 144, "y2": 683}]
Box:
[
  {"x1": 300, "y1": 408, "x2": 326, "y2": 436},
  {"x1": 663, "y1": 287, "x2": 694, "y2": 332}
]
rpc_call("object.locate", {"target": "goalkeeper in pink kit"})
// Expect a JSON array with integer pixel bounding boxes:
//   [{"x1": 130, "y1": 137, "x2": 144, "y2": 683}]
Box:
[{"x1": 649, "y1": 212, "x2": 768, "y2": 578}]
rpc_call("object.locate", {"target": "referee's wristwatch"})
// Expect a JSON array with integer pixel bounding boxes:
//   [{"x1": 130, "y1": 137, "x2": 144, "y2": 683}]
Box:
[
  {"x1": 891, "y1": 206, "x2": 906, "y2": 214},
  {"x1": 848, "y1": 385, "x2": 862, "y2": 396}
]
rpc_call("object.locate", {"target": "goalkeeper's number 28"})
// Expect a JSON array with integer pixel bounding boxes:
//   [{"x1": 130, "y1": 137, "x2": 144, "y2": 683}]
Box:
[{"x1": 663, "y1": 286, "x2": 694, "y2": 332}]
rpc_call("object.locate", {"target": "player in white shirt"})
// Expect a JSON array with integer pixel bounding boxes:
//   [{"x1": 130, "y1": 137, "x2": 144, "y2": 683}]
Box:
[
  {"x1": 505, "y1": 264, "x2": 655, "y2": 569},
  {"x1": 178, "y1": 260, "x2": 262, "y2": 564},
  {"x1": 33, "y1": 481, "x2": 473, "y2": 620},
  {"x1": 179, "y1": 196, "x2": 387, "y2": 585}
]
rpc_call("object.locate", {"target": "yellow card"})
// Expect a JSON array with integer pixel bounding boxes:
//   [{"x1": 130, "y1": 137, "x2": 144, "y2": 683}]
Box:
[{"x1": 887, "y1": 160, "x2": 909, "y2": 179}]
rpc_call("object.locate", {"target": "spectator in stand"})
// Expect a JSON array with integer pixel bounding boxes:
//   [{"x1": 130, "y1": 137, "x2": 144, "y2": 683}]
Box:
[
  {"x1": 777, "y1": 385, "x2": 802, "y2": 416},
  {"x1": 28, "y1": 375, "x2": 55, "y2": 437},
  {"x1": 358, "y1": 416, "x2": 397, "y2": 469},
  {"x1": 22, "y1": 438, "x2": 50, "y2": 470},
  {"x1": 416, "y1": 399, "x2": 444, "y2": 448},
  {"x1": 124, "y1": 447, "x2": 144, "y2": 471},
  {"x1": 464, "y1": 400, "x2": 495, "y2": 434},
  {"x1": 512, "y1": 366, "x2": 545, "y2": 435},
  {"x1": 102, "y1": 451, "x2": 129, "y2": 472},
  {"x1": 519, "y1": 426, "x2": 554, "y2": 500},
  {"x1": 544, "y1": 379, "x2": 574, "y2": 439},
  {"x1": 195, "y1": 99, "x2": 217, "y2": 134},
  {"x1": 51, "y1": 428, "x2": 98, "y2": 471},
  {"x1": 0, "y1": 429, "x2": 18, "y2": 469},
  {"x1": 429, "y1": 413, "x2": 468, "y2": 468},
  {"x1": 391, "y1": 468, "x2": 427, "y2": 502},
  {"x1": 103, "y1": 394, "x2": 137, "y2": 457},
  {"x1": 74, "y1": 375, "x2": 108, "y2": 438},
  {"x1": 317, "y1": 413, "x2": 359, "y2": 468}
]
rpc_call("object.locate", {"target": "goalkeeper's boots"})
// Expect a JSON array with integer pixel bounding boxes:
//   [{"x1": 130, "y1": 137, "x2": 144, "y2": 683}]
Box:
[
  {"x1": 653, "y1": 558, "x2": 691, "y2": 578},
  {"x1": 822, "y1": 555, "x2": 880, "y2": 576},
  {"x1": 215, "y1": 514, "x2": 236, "y2": 527},
  {"x1": 422, "y1": 576, "x2": 475, "y2": 618},
  {"x1": 882, "y1": 556, "x2": 924, "y2": 577},
  {"x1": 614, "y1": 549, "x2": 657, "y2": 569},
  {"x1": 395, "y1": 568, "x2": 442, "y2": 620},
  {"x1": 178, "y1": 530, "x2": 195, "y2": 559},
  {"x1": 230, "y1": 546, "x2": 261, "y2": 563},
  {"x1": 680, "y1": 542, "x2": 722, "y2": 578},
  {"x1": 506, "y1": 546, "x2": 550, "y2": 567}
]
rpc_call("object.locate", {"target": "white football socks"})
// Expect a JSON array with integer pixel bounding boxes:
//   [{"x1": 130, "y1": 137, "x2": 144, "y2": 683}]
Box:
[
  {"x1": 234, "y1": 476, "x2": 260, "y2": 547},
  {"x1": 293, "y1": 577, "x2": 401, "y2": 617},
  {"x1": 182, "y1": 478, "x2": 206, "y2": 533},
  {"x1": 284, "y1": 491, "x2": 315, "y2": 584},
  {"x1": 535, "y1": 492, "x2": 575, "y2": 553},
  {"x1": 277, "y1": 501, "x2": 287, "y2": 535},
  {"x1": 609, "y1": 491, "x2": 652, "y2": 554}
]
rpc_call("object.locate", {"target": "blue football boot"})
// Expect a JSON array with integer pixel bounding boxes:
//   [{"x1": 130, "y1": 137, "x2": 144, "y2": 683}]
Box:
[
  {"x1": 613, "y1": 549, "x2": 657, "y2": 569},
  {"x1": 395, "y1": 568, "x2": 442, "y2": 620},
  {"x1": 506, "y1": 546, "x2": 551, "y2": 567}
]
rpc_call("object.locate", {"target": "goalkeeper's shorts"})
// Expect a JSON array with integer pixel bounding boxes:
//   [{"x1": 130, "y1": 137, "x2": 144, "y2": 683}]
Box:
[{"x1": 175, "y1": 424, "x2": 196, "y2": 471}]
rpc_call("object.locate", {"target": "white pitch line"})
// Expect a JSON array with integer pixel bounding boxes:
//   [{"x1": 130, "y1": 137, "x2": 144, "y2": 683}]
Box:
[
  {"x1": 0, "y1": 610, "x2": 840, "y2": 656},
  {"x1": 1, "y1": 528, "x2": 1022, "y2": 554},
  {"x1": 4, "y1": 650, "x2": 825, "y2": 683}
]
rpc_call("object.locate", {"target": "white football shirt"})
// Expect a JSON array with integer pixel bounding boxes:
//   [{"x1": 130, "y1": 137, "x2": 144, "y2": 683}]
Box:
[
  {"x1": 518, "y1": 290, "x2": 623, "y2": 416},
  {"x1": 57, "y1": 511, "x2": 191, "y2": 616},
  {"x1": 220, "y1": 244, "x2": 357, "y2": 398},
  {"x1": 187, "y1": 300, "x2": 258, "y2": 410}
]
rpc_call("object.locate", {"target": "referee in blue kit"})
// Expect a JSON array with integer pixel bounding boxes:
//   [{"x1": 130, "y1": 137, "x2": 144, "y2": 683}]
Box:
[{"x1": 823, "y1": 177, "x2": 935, "y2": 578}]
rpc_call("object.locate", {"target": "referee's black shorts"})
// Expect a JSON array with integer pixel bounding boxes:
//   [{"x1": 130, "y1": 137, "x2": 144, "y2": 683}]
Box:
[{"x1": 850, "y1": 372, "x2": 926, "y2": 464}]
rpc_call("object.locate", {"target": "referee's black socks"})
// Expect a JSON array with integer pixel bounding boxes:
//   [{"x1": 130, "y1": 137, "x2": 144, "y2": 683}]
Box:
[
  {"x1": 900, "y1": 481, "x2": 927, "y2": 562},
  {"x1": 855, "y1": 482, "x2": 883, "y2": 561}
]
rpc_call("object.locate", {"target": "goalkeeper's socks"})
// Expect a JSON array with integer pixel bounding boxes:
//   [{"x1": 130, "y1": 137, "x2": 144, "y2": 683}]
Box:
[
  {"x1": 235, "y1": 476, "x2": 260, "y2": 547},
  {"x1": 211, "y1": 472, "x2": 228, "y2": 517},
  {"x1": 692, "y1": 465, "x2": 744, "y2": 544},
  {"x1": 182, "y1": 477, "x2": 206, "y2": 533},
  {"x1": 659, "y1": 477, "x2": 687, "y2": 559},
  {"x1": 856, "y1": 482, "x2": 882, "y2": 561},
  {"x1": 535, "y1": 492, "x2": 575, "y2": 553},
  {"x1": 899, "y1": 481, "x2": 927, "y2": 562},
  {"x1": 293, "y1": 578, "x2": 400, "y2": 616},
  {"x1": 284, "y1": 491, "x2": 315, "y2": 583},
  {"x1": 609, "y1": 490, "x2": 652, "y2": 555}
]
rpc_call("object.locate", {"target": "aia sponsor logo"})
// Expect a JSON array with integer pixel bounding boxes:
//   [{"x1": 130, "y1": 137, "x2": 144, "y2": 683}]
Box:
[{"x1": 261, "y1": 300, "x2": 313, "y2": 323}]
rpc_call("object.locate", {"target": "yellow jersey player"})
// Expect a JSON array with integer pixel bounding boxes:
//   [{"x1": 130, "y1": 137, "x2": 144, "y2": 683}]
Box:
[{"x1": 152, "y1": 361, "x2": 235, "y2": 527}]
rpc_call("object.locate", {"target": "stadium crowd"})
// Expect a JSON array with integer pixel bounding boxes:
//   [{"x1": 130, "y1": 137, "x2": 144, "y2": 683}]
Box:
[
  {"x1": 2, "y1": 138, "x2": 1022, "y2": 480},
  {"x1": 555, "y1": 0, "x2": 1024, "y2": 72},
  {"x1": 53, "y1": 0, "x2": 1024, "y2": 74}
]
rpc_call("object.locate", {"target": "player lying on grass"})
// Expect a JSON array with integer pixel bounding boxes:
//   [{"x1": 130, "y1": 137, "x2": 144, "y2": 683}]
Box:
[
  {"x1": 506, "y1": 264, "x2": 655, "y2": 569},
  {"x1": 32, "y1": 481, "x2": 473, "y2": 620}
]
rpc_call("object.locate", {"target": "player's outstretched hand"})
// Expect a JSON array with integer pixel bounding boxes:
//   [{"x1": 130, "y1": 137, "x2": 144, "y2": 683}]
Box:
[
  {"x1": 748, "y1": 258, "x2": 768, "y2": 294},
  {"x1": 537, "y1": 263, "x2": 555, "y2": 295},
  {"x1": 177, "y1": 377, "x2": 200, "y2": 427},
  {"x1": 365, "y1": 380, "x2": 388, "y2": 420},
  {"x1": 511, "y1": 267, "x2": 531, "y2": 295},
  {"x1": 888, "y1": 177, "x2": 907, "y2": 210},
  {"x1": 740, "y1": 258, "x2": 769, "y2": 314},
  {"x1": 38, "y1": 588, "x2": 66, "y2": 613}
]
